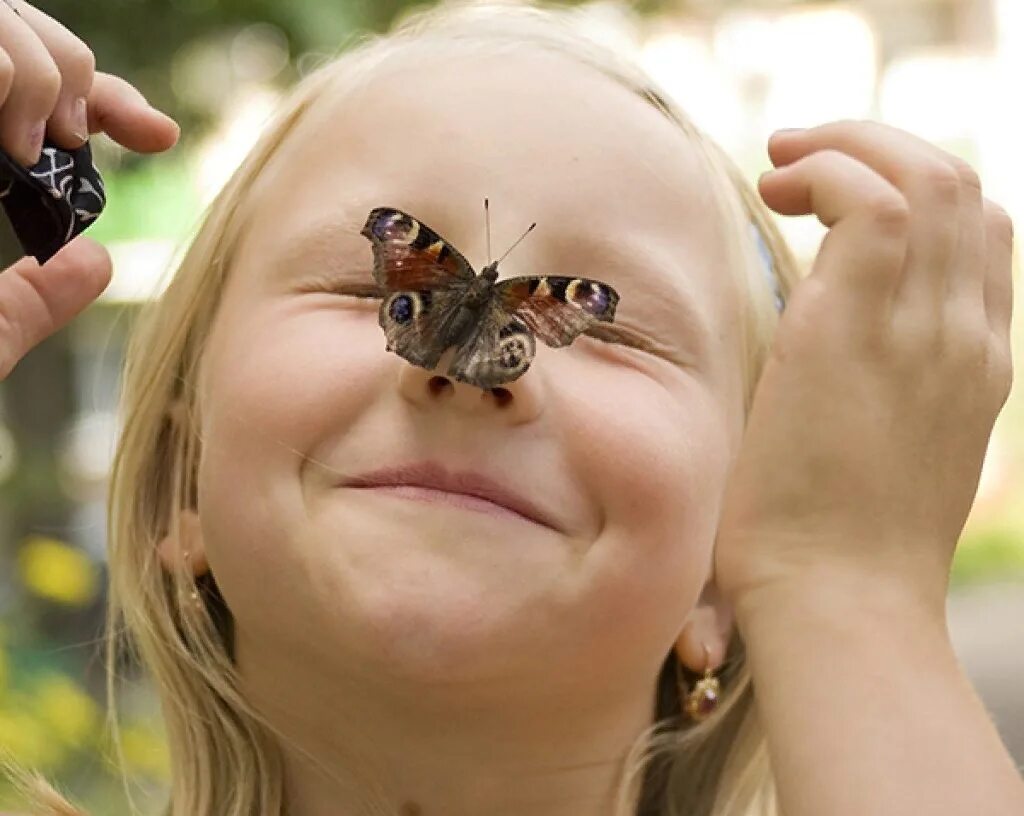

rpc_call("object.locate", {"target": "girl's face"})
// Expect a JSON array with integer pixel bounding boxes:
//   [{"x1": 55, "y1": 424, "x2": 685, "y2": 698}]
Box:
[{"x1": 193, "y1": 50, "x2": 745, "y2": 726}]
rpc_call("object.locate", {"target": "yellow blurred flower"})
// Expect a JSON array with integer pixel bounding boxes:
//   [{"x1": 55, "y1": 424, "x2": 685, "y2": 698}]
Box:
[
  {"x1": 33, "y1": 675, "x2": 99, "y2": 749},
  {"x1": 0, "y1": 706, "x2": 63, "y2": 768},
  {"x1": 118, "y1": 723, "x2": 171, "y2": 779},
  {"x1": 17, "y1": 535, "x2": 99, "y2": 607}
]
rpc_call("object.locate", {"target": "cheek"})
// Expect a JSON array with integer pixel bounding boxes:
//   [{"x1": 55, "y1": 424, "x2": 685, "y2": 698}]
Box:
[
  {"x1": 195, "y1": 302, "x2": 384, "y2": 606},
  {"x1": 567, "y1": 368, "x2": 729, "y2": 535},
  {"x1": 555, "y1": 361, "x2": 732, "y2": 619},
  {"x1": 516, "y1": 357, "x2": 737, "y2": 689},
  {"x1": 202, "y1": 303, "x2": 382, "y2": 451}
]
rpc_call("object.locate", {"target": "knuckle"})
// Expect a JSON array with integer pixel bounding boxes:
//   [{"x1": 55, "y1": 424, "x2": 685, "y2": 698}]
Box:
[
  {"x1": 34, "y1": 60, "x2": 63, "y2": 107},
  {"x1": 893, "y1": 326, "x2": 940, "y2": 366},
  {"x1": 805, "y1": 147, "x2": 849, "y2": 173},
  {"x1": 945, "y1": 316, "x2": 990, "y2": 364},
  {"x1": 60, "y1": 41, "x2": 96, "y2": 82},
  {"x1": 984, "y1": 201, "x2": 1015, "y2": 244},
  {"x1": 921, "y1": 161, "x2": 961, "y2": 203},
  {"x1": 986, "y1": 341, "x2": 1013, "y2": 402},
  {"x1": 0, "y1": 48, "x2": 12, "y2": 85},
  {"x1": 949, "y1": 156, "x2": 982, "y2": 194},
  {"x1": 814, "y1": 147, "x2": 849, "y2": 164},
  {"x1": 865, "y1": 193, "x2": 911, "y2": 232}
]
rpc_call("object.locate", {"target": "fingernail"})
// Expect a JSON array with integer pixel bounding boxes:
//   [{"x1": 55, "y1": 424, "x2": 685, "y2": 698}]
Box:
[
  {"x1": 25, "y1": 120, "x2": 45, "y2": 164},
  {"x1": 772, "y1": 127, "x2": 805, "y2": 137},
  {"x1": 71, "y1": 97, "x2": 88, "y2": 143}
]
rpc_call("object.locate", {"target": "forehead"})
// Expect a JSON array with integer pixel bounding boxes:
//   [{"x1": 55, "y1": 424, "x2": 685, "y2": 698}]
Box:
[{"x1": 237, "y1": 48, "x2": 739, "y2": 357}]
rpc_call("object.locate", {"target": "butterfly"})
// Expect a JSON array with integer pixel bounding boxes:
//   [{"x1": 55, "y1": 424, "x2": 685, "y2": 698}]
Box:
[{"x1": 359, "y1": 206, "x2": 620, "y2": 390}]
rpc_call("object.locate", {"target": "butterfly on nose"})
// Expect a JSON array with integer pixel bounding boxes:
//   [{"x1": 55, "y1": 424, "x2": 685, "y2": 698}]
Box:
[{"x1": 361, "y1": 205, "x2": 620, "y2": 390}]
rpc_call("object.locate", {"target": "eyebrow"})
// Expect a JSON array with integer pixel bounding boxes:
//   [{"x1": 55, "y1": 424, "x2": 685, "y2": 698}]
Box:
[{"x1": 272, "y1": 216, "x2": 712, "y2": 359}]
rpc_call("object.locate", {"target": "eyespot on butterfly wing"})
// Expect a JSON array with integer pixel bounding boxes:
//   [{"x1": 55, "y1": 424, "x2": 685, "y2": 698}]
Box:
[
  {"x1": 497, "y1": 275, "x2": 619, "y2": 348},
  {"x1": 378, "y1": 287, "x2": 469, "y2": 371},
  {"x1": 361, "y1": 207, "x2": 476, "y2": 291},
  {"x1": 447, "y1": 304, "x2": 537, "y2": 389}
]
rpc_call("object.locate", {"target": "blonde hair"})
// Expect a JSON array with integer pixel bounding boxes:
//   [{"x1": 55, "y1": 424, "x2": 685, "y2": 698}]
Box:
[{"x1": 5, "y1": 2, "x2": 801, "y2": 814}]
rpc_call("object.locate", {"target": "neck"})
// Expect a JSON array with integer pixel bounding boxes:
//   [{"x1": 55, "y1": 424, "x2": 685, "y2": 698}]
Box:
[{"x1": 235, "y1": 629, "x2": 656, "y2": 816}]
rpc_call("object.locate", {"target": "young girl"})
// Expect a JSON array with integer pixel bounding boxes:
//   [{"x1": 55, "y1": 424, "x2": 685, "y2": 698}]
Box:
[{"x1": 2, "y1": 2, "x2": 1021, "y2": 815}]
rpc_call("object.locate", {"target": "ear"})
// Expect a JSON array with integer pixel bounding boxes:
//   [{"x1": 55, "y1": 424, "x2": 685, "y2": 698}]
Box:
[
  {"x1": 155, "y1": 508, "x2": 210, "y2": 576},
  {"x1": 674, "y1": 577, "x2": 734, "y2": 673}
]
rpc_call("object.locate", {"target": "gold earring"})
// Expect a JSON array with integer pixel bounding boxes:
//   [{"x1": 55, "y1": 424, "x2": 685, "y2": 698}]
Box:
[
  {"x1": 183, "y1": 551, "x2": 203, "y2": 611},
  {"x1": 677, "y1": 641, "x2": 721, "y2": 722}
]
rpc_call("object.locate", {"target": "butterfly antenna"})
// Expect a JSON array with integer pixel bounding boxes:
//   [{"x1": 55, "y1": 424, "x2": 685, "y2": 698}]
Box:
[
  {"x1": 484, "y1": 198, "x2": 491, "y2": 265},
  {"x1": 495, "y1": 221, "x2": 537, "y2": 266}
]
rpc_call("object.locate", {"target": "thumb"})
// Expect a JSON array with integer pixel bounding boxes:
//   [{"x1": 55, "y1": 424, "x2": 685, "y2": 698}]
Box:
[{"x1": 0, "y1": 236, "x2": 112, "y2": 380}]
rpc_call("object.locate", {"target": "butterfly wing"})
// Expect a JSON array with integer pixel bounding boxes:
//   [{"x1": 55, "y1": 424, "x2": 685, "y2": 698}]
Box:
[
  {"x1": 361, "y1": 207, "x2": 476, "y2": 291},
  {"x1": 362, "y1": 207, "x2": 478, "y2": 370},
  {"x1": 379, "y1": 288, "x2": 468, "y2": 371},
  {"x1": 447, "y1": 301, "x2": 536, "y2": 389},
  {"x1": 496, "y1": 275, "x2": 619, "y2": 348}
]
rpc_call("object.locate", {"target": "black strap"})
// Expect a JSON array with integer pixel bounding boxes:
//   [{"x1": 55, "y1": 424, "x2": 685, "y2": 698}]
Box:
[{"x1": 0, "y1": 138, "x2": 106, "y2": 265}]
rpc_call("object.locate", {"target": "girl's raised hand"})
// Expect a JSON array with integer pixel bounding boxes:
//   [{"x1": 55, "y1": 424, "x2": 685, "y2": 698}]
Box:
[
  {"x1": 0, "y1": 0, "x2": 179, "y2": 379},
  {"x1": 715, "y1": 120, "x2": 1014, "y2": 620}
]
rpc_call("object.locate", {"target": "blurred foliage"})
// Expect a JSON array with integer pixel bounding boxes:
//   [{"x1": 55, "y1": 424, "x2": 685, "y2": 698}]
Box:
[
  {"x1": 86, "y1": 153, "x2": 201, "y2": 244},
  {"x1": 0, "y1": 619, "x2": 169, "y2": 813},
  {"x1": 36, "y1": 0, "x2": 633, "y2": 150},
  {"x1": 951, "y1": 525, "x2": 1024, "y2": 587},
  {"x1": 41, "y1": 0, "x2": 361, "y2": 141}
]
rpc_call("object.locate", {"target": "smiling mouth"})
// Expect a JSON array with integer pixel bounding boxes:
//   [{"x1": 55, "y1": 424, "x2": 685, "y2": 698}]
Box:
[
  {"x1": 351, "y1": 483, "x2": 546, "y2": 526},
  {"x1": 339, "y1": 461, "x2": 557, "y2": 530}
]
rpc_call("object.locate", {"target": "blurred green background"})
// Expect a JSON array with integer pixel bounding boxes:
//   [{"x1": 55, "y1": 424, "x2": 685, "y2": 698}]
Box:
[{"x1": 2, "y1": 0, "x2": 1022, "y2": 812}]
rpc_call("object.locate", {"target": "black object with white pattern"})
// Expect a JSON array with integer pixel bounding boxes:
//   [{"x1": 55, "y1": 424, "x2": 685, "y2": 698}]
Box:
[{"x1": 0, "y1": 138, "x2": 106, "y2": 265}]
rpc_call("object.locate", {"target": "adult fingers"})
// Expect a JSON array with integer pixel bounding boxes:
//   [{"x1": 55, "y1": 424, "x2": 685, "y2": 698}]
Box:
[
  {"x1": 87, "y1": 71, "x2": 179, "y2": 154},
  {"x1": 15, "y1": 1, "x2": 96, "y2": 150},
  {"x1": 0, "y1": 236, "x2": 112, "y2": 380},
  {"x1": 0, "y1": 4, "x2": 178, "y2": 161},
  {"x1": 0, "y1": 1, "x2": 61, "y2": 166}
]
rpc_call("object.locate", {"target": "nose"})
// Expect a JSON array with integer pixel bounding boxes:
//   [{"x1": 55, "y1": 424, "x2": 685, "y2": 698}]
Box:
[{"x1": 397, "y1": 350, "x2": 545, "y2": 423}]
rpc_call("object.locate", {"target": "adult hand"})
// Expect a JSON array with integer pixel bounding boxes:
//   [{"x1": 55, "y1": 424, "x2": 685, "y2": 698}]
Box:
[{"x1": 0, "y1": 0, "x2": 180, "y2": 377}]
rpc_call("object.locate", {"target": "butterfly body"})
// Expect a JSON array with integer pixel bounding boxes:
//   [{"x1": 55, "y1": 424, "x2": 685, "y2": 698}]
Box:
[
  {"x1": 361, "y1": 207, "x2": 619, "y2": 389},
  {"x1": 408, "y1": 262, "x2": 496, "y2": 346}
]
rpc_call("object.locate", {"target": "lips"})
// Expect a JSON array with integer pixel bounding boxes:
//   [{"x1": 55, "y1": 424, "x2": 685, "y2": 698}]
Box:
[{"x1": 341, "y1": 460, "x2": 557, "y2": 530}]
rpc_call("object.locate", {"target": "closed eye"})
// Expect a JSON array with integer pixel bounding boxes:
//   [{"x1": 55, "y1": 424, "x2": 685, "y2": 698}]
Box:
[
  {"x1": 583, "y1": 323, "x2": 689, "y2": 367},
  {"x1": 296, "y1": 271, "x2": 383, "y2": 300},
  {"x1": 297, "y1": 272, "x2": 685, "y2": 366}
]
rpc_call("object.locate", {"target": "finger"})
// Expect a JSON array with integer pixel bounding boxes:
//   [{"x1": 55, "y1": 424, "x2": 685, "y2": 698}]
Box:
[
  {"x1": 759, "y1": 148, "x2": 910, "y2": 329},
  {"x1": 757, "y1": 146, "x2": 909, "y2": 303},
  {"x1": 0, "y1": 1, "x2": 61, "y2": 166},
  {"x1": 86, "y1": 71, "x2": 179, "y2": 154},
  {"x1": 982, "y1": 200, "x2": 1014, "y2": 349},
  {"x1": 941, "y1": 155, "x2": 985, "y2": 320},
  {"x1": 0, "y1": 236, "x2": 111, "y2": 379},
  {"x1": 15, "y1": 2, "x2": 95, "y2": 149},
  {"x1": 768, "y1": 122, "x2": 963, "y2": 320}
]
